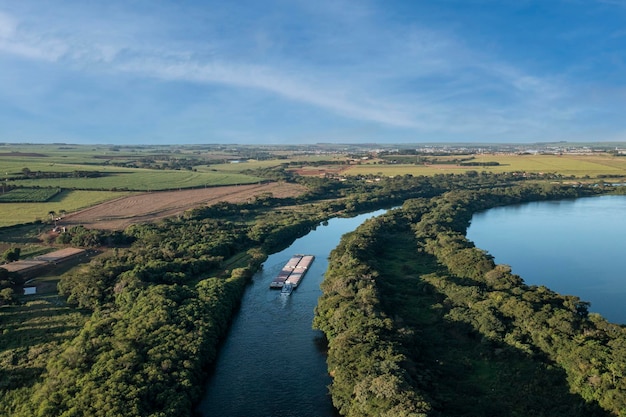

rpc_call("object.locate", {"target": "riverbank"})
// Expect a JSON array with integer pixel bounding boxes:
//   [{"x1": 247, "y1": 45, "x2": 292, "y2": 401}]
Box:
[{"x1": 315, "y1": 187, "x2": 626, "y2": 416}]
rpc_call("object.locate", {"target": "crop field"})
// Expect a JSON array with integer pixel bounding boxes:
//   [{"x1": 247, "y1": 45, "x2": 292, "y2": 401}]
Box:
[
  {"x1": 6, "y1": 169, "x2": 262, "y2": 191},
  {"x1": 196, "y1": 160, "x2": 286, "y2": 172},
  {"x1": 0, "y1": 143, "x2": 196, "y2": 164},
  {"x1": 197, "y1": 155, "x2": 345, "y2": 173},
  {"x1": 343, "y1": 154, "x2": 626, "y2": 179},
  {"x1": 0, "y1": 190, "x2": 132, "y2": 227},
  {"x1": 60, "y1": 182, "x2": 307, "y2": 230},
  {"x1": 0, "y1": 188, "x2": 61, "y2": 203}
]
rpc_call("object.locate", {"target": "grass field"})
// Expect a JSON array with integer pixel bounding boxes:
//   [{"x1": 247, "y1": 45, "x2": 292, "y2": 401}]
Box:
[
  {"x1": 196, "y1": 155, "x2": 345, "y2": 173},
  {"x1": 6, "y1": 169, "x2": 262, "y2": 191},
  {"x1": 0, "y1": 190, "x2": 132, "y2": 227},
  {"x1": 195, "y1": 159, "x2": 288, "y2": 172},
  {"x1": 0, "y1": 144, "x2": 265, "y2": 188},
  {"x1": 0, "y1": 188, "x2": 61, "y2": 203},
  {"x1": 343, "y1": 154, "x2": 626, "y2": 179}
]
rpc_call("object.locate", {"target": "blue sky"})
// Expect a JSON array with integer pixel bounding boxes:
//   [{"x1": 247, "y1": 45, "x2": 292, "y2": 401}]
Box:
[{"x1": 1, "y1": 0, "x2": 625, "y2": 145}]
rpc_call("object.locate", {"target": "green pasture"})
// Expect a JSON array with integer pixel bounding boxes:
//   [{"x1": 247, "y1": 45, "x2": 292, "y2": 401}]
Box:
[
  {"x1": 5, "y1": 169, "x2": 262, "y2": 191},
  {"x1": 344, "y1": 154, "x2": 626, "y2": 178},
  {"x1": 0, "y1": 190, "x2": 132, "y2": 227},
  {"x1": 195, "y1": 159, "x2": 286, "y2": 172},
  {"x1": 0, "y1": 158, "x2": 98, "y2": 177},
  {"x1": 0, "y1": 144, "x2": 132, "y2": 166},
  {"x1": 0, "y1": 188, "x2": 61, "y2": 203},
  {"x1": 0, "y1": 144, "x2": 235, "y2": 175}
]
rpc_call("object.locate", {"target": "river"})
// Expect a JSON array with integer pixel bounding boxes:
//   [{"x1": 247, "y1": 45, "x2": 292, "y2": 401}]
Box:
[
  {"x1": 197, "y1": 210, "x2": 387, "y2": 417},
  {"x1": 467, "y1": 195, "x2": 626, "y2": 324}
]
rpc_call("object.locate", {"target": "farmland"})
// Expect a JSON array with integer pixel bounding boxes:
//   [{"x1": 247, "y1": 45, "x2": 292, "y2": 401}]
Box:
[
  {"x1": 59, "y1": 182, "x2": 308, "y2": 230},
  {"x1": 342, "y1": 153, "x2": 626, "y2": 179},
  {"x1": 0, "y1": 190, "x2": 133, "y2": 227},
  {"x1": 0, "y1": 188, "x2": 61, "y2": 203},
  {"x1": 3, "y1": 144, "x2": 626, "y2": 231},
  {"x1": 8, "y1": 169, "x2": 262, "y2": 191},
  {"x1": 0, "y1": 144, "x2": 264, "y2": 190}
]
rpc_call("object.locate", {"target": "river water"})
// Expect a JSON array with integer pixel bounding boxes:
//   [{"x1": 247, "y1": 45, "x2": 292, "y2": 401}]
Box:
[
  {"x1": 197, "y1": 210, "x2": 387, "y2": 417},
  {"x1": 467, "y1": 195, "x2": 626, "y2": 324}
]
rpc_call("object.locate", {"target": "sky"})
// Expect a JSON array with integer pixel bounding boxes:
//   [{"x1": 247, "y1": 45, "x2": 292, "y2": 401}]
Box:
[{"x1": 1, "y1": 0, "x2": 626, "y2": 145}]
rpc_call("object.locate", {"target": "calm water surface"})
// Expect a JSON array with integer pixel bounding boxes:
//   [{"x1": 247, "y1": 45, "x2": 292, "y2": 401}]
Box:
[
  {"x1": 467, "y1": 195, "x2": 626, "y2": 324},
  {"x1": 197, "y1": 210, "x2": 387, "y2": 417}
]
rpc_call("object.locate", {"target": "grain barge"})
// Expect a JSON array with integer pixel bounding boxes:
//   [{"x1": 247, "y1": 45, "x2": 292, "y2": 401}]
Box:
[{"x1": 270, "y1": 255, "x2": 315, "y2": 289}]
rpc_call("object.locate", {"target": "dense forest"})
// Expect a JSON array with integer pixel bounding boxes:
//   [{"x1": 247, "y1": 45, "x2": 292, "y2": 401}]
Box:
[
  {"x1": 314, "y1": 183, "x2": 626, "y2": 416},
  {"x1": 1, "y1": 170, "x2": 623, "y2": 416}
]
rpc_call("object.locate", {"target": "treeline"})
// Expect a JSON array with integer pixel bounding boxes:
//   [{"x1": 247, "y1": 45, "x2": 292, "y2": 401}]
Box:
[
  {"x1": 459, "y1": 161, "x2": 500, "y2": 166},
  {"x1": 315, "y1": 183, "x2": 626, "y2": 416},
  {"x1": 15, "y1": 168, "x2": 104, "y2": 180}
]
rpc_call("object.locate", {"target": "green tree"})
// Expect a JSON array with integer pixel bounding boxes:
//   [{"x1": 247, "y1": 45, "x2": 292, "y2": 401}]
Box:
[
  {"x1": 0, "y1": 287, "x2": 16, "y2": 304},
  {"x1": 2, "y1": 247, "x2": 20, "y2": 263}
]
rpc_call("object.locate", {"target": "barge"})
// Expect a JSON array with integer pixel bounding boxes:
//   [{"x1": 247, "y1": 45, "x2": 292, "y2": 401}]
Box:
[{"x1": 270, "y1": 255, "x2": 315, "y2": 290}]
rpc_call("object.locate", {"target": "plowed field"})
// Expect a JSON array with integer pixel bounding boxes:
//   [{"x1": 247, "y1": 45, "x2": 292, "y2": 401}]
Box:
[{"x1": 60, "y1": 182, "x2": 307, "y2": 230}]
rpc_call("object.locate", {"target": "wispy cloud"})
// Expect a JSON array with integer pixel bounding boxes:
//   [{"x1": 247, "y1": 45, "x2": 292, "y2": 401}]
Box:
[
  {"x1": 0, "y1": 1, "x2": 624, "y2": 143},
  {"x1": 0, "y1": 7, "x2": 420, "y2": 129},
  {"x1": 0, "y1": 11, "x2": 67, "y2": 61}
]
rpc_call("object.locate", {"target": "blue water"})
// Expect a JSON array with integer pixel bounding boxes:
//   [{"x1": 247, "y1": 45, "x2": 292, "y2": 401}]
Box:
[
  {"x1": 467, "y1": 195, "x2": 626, "y2": 324},
  {"x1": 197, "y1": 210, "x2": 387, "y2": 417}
]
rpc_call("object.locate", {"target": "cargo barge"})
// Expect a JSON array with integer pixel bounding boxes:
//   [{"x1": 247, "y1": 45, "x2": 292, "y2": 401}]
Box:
[{"x1": 270, "y1": 255, "x2": 315, "y2": 289}]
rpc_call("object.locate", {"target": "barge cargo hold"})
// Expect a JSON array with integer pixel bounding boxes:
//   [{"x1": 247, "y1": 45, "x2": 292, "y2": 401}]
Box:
[{"x1": 269, "y1": 255, "x2": 315, "y2": 289}]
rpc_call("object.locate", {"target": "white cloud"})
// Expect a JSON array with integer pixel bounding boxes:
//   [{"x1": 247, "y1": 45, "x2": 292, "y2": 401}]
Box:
[
  {"x1": 0, "y1": 11, "x2": 70, "y2": 61},
  {"x1": 0, "y1": 7, "x2": 422, "y2": 129},
  {"x1": 118, "y1": 58, "x2": 418, "y2": 128},
  {"x1": 0, "y1": 1, "x2": 616, "y2": 143}
]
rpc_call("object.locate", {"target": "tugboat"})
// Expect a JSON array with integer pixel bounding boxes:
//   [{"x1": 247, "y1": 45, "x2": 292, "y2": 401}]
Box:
[{"x1": 281, "y1": 283, "x2": 294, "y2": 295}]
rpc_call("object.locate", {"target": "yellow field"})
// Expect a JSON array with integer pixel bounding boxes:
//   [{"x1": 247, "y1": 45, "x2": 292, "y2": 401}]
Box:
[
  {"x1": 0, "y1": 190, "x2": 133, "y2": 227},
  {"x1": 344, "y1": 154, "x2": 626, "y2": 179}
]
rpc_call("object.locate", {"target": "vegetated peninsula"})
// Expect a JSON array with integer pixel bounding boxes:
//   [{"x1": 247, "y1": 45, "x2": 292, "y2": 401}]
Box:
[
  {"x1": 315, "y1": 185, "x2": 626, "y2": 416},
  {"x1": 2, "y1": 143, "x2": 626, "y2": 416}
]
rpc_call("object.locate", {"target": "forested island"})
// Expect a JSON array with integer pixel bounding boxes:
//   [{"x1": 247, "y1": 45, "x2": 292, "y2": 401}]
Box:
[{"x1": 2, "y1": 161, "x2": 626, "y2": 416}]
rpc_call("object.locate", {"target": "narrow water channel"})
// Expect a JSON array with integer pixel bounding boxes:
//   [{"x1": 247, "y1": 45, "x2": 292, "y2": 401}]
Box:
[{"x1": 197, "y1": 210, "x2": 387, "y2": 417}]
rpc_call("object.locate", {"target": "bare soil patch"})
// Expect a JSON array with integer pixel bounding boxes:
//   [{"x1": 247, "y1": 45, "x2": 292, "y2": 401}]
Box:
[{"x1": 60, "y1": 182, "x2": 307, "y2": 230}]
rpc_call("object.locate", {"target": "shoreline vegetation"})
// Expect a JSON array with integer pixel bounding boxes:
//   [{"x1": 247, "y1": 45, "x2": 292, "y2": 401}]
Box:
[
  {"x1": 2, "y1": 143, "x2": 626, "y2": 416},
  {"x1": 314, "y1": 186, "x2": 626, "y2": 416}
]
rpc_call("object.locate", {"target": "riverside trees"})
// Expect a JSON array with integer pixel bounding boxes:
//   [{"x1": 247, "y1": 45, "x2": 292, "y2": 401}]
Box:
[{"x1": 315, "y1": 184, "x2": 626, "y2": 416}]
